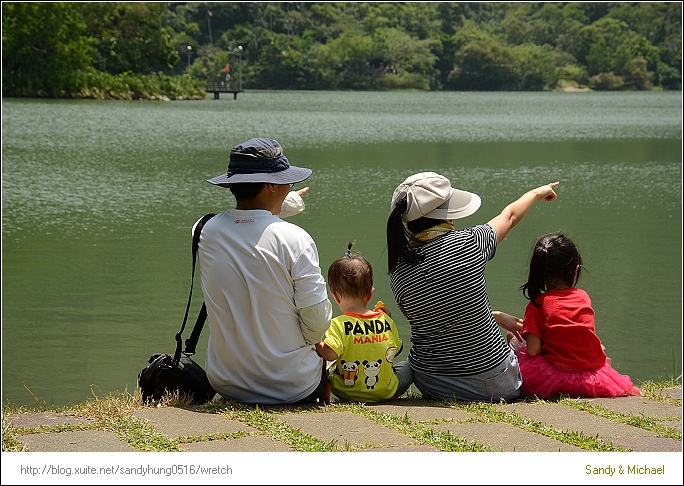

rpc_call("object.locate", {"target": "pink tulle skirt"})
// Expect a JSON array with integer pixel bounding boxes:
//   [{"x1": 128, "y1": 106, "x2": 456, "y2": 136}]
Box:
[{"x1": 517, "y1": 348, "x2": 641, "y2": 399}]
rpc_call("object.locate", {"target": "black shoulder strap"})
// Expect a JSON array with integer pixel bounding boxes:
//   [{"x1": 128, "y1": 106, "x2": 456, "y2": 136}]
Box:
[{"x1": 173, "y1": 213, "x2": 216, "y2": 367}]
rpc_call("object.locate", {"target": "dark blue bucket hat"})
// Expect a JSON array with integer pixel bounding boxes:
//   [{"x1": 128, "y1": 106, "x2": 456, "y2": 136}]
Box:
[{"x1": 207, "y1": 138, "x2": 312, "y2": 186}]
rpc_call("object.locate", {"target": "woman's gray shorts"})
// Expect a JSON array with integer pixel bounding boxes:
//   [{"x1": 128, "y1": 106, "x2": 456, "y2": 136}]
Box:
[{"x1": 411, "y1": 352, "x2": 522, "y2": 402}]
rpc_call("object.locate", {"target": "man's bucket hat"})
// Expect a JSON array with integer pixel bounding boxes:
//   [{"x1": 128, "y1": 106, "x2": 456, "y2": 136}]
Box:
[
  {"x1": 391, "y1": 172, "x2": 481, "y2": 222},
  {"x1": 208, "y1": 138, "x2": 312, "y2": 186}
]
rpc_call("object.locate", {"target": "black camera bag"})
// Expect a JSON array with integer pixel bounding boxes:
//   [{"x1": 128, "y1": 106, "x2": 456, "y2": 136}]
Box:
[
  {"x1": 138, "y1": 213, "x2": 217, "y2": 404},
  {"x1": 139, "y1": 351, "x2": 215, "y2": 404}
]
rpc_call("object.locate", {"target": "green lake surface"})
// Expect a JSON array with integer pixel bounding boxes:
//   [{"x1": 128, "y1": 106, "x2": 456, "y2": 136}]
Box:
[{"x1": 2, "y1": 91, "x2": 681, "y2": 408}]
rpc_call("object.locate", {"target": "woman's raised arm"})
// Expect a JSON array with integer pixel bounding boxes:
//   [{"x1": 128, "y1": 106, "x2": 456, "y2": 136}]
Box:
[{"x1": 487, "y1": 182, "x2": 559, "y2": 244}]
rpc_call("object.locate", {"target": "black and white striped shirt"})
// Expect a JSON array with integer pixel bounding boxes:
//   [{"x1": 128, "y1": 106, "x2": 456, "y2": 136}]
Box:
[{"x1": 390, "y1": 224, "x2": 510, "y2": 376}]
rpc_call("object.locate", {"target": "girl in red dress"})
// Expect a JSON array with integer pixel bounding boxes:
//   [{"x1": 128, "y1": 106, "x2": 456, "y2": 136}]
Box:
[{"x1": 510, "y1": 232, "x2": 641, "y2": 398}]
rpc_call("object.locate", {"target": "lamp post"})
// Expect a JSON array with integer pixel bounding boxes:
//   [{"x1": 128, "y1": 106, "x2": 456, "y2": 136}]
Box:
[
  {"x1": 207, "y1": 11, "x2": 213, "y2": 45},
  {"x1": 238, "y1": 45, "x2": 243, "y2": 92},
  {"x1": 187, "y1": 45, "x2": 192, "y2": 69}
]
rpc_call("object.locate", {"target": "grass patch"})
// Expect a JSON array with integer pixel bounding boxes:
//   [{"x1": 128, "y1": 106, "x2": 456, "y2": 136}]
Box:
[
  {"x1": 77, "y1": 71, "x2": 206, "y2": 100},
  {"x1": 3, "y1": 380, "x2": 680, "y2": 452},
  {"x1": 335, "y1": 403, "x2": 492, "y2": 452},
  {"x1": 174, "y1": 430, "x2": 253, "y2": 444},
  {"x1": 2, "y1": 415, "x2": 28, "y2": 452},
  {"x1": 340, "y1": 402, "x2": 492, "y2": 451},
  {"x1": 637, "y1": 378, "x2": 682, "y2": 407},
  {"x1": 11, "y1": 422, "x2": 95, "y2": 436},
  {"x1": 448, "y1": 400, "x2": 627, "y2": 452},
  {"x1": 73, "y1": 389, "x2": 180, "y2": 451},
  {"x1": 560, "y1": 398, "x2": 682, "y2": 440},
  {"x1": 213, "y1": 401, "x2": 335, "y2": 452}
]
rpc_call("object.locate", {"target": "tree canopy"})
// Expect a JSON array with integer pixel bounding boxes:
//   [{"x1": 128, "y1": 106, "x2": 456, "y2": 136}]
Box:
[{"x1": 2, "y1": 2, "x2": 681, "y2": 98}]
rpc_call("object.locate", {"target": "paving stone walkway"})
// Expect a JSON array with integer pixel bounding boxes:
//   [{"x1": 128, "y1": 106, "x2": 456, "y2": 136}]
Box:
[{"x1": 4, "y1": 388, "x2": 681, "y2": 453}]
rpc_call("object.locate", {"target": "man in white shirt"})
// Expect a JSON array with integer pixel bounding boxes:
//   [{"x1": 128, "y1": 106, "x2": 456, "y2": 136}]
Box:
[{"x1": 200, "y1": 138, "x2": 332, "y2": 404}]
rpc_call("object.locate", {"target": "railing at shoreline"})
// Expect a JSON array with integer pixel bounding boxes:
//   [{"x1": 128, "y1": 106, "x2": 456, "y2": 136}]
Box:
[{"x1": 204, "y1": 81, "x2": 242, "y2": 100}]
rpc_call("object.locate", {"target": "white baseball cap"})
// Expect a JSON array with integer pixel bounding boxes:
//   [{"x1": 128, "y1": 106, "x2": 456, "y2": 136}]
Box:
[{"x1": 391, "y1": 172, "x2": 481, "y2": 222}]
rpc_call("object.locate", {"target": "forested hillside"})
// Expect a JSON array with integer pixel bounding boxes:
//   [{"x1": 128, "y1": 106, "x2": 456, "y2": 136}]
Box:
[{"x1": 2, "y1": 2, "x2": 681, "y2": 98}]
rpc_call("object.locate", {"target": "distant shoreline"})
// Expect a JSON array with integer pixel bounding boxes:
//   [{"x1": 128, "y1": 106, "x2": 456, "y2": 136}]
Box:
[{"x1": 558, "y1": 86, "x2": 593, "y2": 92}]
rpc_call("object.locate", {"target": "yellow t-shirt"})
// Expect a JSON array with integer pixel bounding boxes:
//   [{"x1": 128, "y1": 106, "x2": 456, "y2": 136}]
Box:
[{"x1": 323, "y1": 310, "x2": 402, "y2": 402}]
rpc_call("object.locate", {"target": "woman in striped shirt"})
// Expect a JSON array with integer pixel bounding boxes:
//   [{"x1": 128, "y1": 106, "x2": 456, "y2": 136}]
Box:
[{"x1": 386, "y1": 172, "x2": 559, "y2": 402}]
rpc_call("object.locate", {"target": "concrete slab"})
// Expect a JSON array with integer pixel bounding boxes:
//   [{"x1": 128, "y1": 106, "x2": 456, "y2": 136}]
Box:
[
  {"x1": 18, "y1": 430, "x2": 135, "y2": 452},
  {"x1": 657, "y1": 420, "x2": 682, "y2": 433},
  {"x1": 429, "y1": 422, "x2": 582, "y2": 452},
  {"x1": 368, "y1": 398, "x2": 475, "y2": 422},
  {"x1": 661, "y1": 388, "x2": 682, "y2": 399},
  {"x1": 8, "y1": 394, "x2": 680, "y2": 454},
  {"x1": 6, "y1": 412, "x2": 93, "y2": 429},
  {"x1": 277, "y1": 411, "x2": 415, "y2": 450},
  {"x1": 180, "y1": 435, "x2": 295, "y2": 452},
  {"x1": 578, "y1": 396, "x2": 682, "y2": 419},
  {"x1": 498, "y1": 403, "x2": 656, "y2": 438},
  {"x1": 133, "y1": 407, "x2": 257, "y2": 439},
  {"x1": 606, "y1": 437, "x2": 682, "y2": 452},
  {"x1": 359, "y1": 444, "x2": 441, "y2": 452}
]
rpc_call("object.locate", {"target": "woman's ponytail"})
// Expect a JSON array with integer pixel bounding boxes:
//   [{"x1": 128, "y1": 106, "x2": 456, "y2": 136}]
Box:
[{"x1": 387, "y1": 197, "x2": 422, "y2": 274}]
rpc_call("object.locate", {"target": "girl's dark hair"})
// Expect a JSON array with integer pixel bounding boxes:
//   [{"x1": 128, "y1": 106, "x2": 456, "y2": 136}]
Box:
[
  {"x1": 386, "y1": 196, "x2": 444, "y2": 274},
  {"x1": 521, "y1": 232, "x2": 583, "y2": 305},
  {"x1": 328, "y1": 242, "x2": 374, "y2": 299},
  {"x1": 229, "y1": 182, "x2": 266, "y2": 201}
]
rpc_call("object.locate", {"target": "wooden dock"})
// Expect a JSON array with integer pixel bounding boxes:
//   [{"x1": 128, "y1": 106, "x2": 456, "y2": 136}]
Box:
[{"x1": 205, "y1": 81, "x2": 242, "y2": 100}]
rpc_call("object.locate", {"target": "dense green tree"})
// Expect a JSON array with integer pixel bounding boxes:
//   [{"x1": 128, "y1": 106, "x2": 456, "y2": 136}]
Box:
[
  {"x1": 577, "y1": 18, "x2": 635, "y2": 75},
  {"x1": 448, "y1": 24, "x2": 519, "y2": 90},
  {"x1": 309, "y1": 2, "x2": 365, "y2": 41},
  {"x1": 501, "y1": 6, "x2": 534, "y2": 45},
  {"x1": 588, "y1": 71, "x2": 625, "y2": 90},
  {"x1": 512, "y1": 43, "x2": 575, "y2": 90},
  {"x1": 501, "y1": 3, "x2": 587, "y2": 53},
  {"x1": 625, "y1": 56, "x2": 655, "y2": 90},
  {"x1": 527, "y1": 2, "x2": 568, "y2": 46},
  {"x1": 576, "y1": 16, "x2": 663, "y2": 89},
  {"x1": 359, "y1": 2, "x2": 442, "y2": 40},
  {"x1": 608, "y1": 2, "x2": 675, "y2": 45},
  {"x1": 3, "y1": 2, "x2": 681, "y2": 97},
  {"x1": 575, "y1": 2, "x2": 612, "y2": 24},
  {"x1": 187, "y1": 44, "x2": 231, "y2": 81},
  {"x1": 373, "y1": 27, "x2": 437, "y2": 75},
  {"x1": 251, "y1": 32, "x2": 325, "y2": 90},
  {"x1": 436, "y1": 2, "x2": 471, "y2": 36},
  {"x1": 81, "y1": 2, "x2": 179, "y2": 74},
  {"x1": 2, "y1": 2, "x2": 95, "y2": 97},
  {"x1": 320, "y1": 31, "x2": 376, "y2": 89}
]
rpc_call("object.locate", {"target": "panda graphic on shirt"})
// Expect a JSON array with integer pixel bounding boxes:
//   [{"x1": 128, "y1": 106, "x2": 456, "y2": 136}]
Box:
[{"x1": 362, "y1": 359, "x2": 382, "y2": 389}]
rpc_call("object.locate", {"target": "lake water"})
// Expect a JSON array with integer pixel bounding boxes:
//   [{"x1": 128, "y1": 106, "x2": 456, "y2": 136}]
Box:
[{"x1": 2, "y1": 91, "x2": 681, "y2": 408}]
